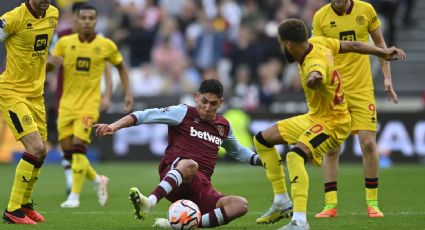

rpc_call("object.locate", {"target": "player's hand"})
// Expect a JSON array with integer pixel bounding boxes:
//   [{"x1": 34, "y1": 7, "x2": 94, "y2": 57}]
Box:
[
  {"x1": 384, "y1": 78, "x2": 398, "y2": 104},
  {"x1": 93, "y1": 123, "x2": 114, "y2": 137},
  {"x1": 383, "y1": 46, "x2": 406, "y2": 61},
  {"x1": 100, "y1": 97, "x2": 110, "y2": 113},
  {"x1": 306, "y1": 72, "x2": 323, "y2": 89},
  {"x1": 250, "y1": 154, "x2": 263, "y2": 167},
  {"x1": 124, "y1": 95, "x2": 134, "y2": 114}
]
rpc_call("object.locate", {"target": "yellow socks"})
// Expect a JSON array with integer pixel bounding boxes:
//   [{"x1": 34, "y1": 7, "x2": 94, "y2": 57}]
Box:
[
  {"x1": 365, "y1": 178, "x2": 379, "y2": 205},
  {"x1": 7, "y1": 153, "x2": 37, "y2": 212},
  {"x1": 22, "y1": 166, "x2": 42, "y2": 205},
  {"x1": 71, "y1": 154, "x2": 89, "y2": 194},
  {"x1": 253, "y1": 134, "x2": 287, "y2": 194},
  {"x1": 324, "y1": 182, "x2": 337, "y2": 207},
  {"x1": 86, "y1": 164, "x2": 97, "y2": 181},
  {"x1": 286, "y1": 151, "x2": 308, "y2": 212}
]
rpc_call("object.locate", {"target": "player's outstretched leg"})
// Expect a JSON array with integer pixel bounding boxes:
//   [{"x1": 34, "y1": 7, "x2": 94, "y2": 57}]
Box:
[
  {"x1": 129, "y1": 187, "x2": 152, "y2": 221},
  {"x1": 256, "y1": 200, "x2": 293, "y2": 224},
  {"x1": 278, "y1": 220, "x2": 310, "y2": 230}
]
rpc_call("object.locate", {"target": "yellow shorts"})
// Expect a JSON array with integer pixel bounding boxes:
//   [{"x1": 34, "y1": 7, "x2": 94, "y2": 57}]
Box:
[
  {"x1": 346, "y1": 90, "x2": 377, "y2": 133},
  {"x1": 57, "y1": 112, "x2": 98, "y2": 143},
  {"x1": 277, "y1": 114, "x2": 351, "y2": 166},
  {"x1": 0, "y1": 94, "x2": 47, "y2": 141}
]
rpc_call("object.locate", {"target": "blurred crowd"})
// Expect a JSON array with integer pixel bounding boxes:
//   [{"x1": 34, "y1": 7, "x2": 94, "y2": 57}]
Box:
[
  {"x1": 46, "y1": 0, "x2": 326, "y2": 111},
  {"x1": 45, "y1": 0, "x2": 415, "y2": 111}
]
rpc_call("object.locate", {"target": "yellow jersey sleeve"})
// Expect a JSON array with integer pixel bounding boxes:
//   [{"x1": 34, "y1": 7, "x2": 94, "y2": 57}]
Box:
[
  {"x1": 52, "y1": 36, "x2": 65, "y2": 57},
  {"x1": 304, "y1": 57, "x2": 327, "y2": 83},
  {"x1": 105, "y1": 38, "x2": 123, "y2": 66},
  {"x1": 312, "y1": 11, "x2": 324, "y2": 37},
  {"x1": 0, "y1": 10, "x2": 18, "y2": 35},
  {"x1": 366, "y1": 3, "x2": 380, "y2": 32}
]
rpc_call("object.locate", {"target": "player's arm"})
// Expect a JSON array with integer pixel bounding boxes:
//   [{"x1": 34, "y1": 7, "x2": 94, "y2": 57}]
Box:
[
  {"x1": 115, "y1": 62, "x2": 133, "y2": 113},
  {"x1": 370, "y1": 27, "x2": 398, "y2": 103},
  {"x1": 339, "y1": 41, "x2": 406, "y2": 61},
  {"x1": 94, "y1": 104, "x2": 187, "y2": 136},
  {"x1": 222, "y1": 127, "x2": 262, "y2": 166},
  {"x1": 0, "y1": 27, "x2": 8, "y2": 42},
  {"x1": 46, "y1": 55, "x2": 62, "y2": 72},
  {"x1": 100, "y1": 64, "x2": 112, "y2": 113},
  {"x1": 306, "y1": 71, "x2": 323, "y2": 89}
]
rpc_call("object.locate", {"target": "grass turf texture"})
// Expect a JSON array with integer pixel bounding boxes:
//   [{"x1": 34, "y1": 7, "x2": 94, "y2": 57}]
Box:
[{"x1": 1, "y1": 163, "x2": 424, "y2": 229}]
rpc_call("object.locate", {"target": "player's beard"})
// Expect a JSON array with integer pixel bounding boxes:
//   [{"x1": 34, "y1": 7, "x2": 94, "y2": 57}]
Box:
[{"x1": 283, "y1": 47, "x2": 296, "y2": 63}]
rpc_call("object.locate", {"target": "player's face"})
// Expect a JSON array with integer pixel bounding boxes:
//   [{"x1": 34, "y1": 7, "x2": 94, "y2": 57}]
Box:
[
  {"x1": 331, "y1": 0, "x2": 349, "y2": 13},
  {"x1": 279, "y1": 40, "x2": 296, "y2": 63},
  {"x1": 31, "y1": 0, "x2": 50, "y2": 11},
  {"x1": 195, "y1": 92, "x2": 223, "y2": 121},
  {"x1": 78, "y1": 9, "x2": 97, "y2": 36}
]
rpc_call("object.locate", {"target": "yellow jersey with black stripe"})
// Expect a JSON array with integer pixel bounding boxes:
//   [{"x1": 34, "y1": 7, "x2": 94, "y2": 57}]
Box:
[
  {"x1": 312, "y1": 0, "x2": 380, "y2": 94},
  {"x1": 52, "y1": 34, "x2": 123, "y2": 115},
  {"x1": 0, "y1": 2, "x2": 58, "y2": 97},
  {"x1": 300, "y1": 36, "x2": 350, "y2": 126}
]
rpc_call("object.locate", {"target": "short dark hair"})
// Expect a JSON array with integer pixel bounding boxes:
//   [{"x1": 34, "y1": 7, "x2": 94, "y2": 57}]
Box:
[
  {"x1": 77, "y1": 4, "x2": 97, "y2": 16},
  {"x1": 198, "y1": 79, "x2": 223, "y2": 98},
  {"x1": 71, "y1": 1, "x2": 87, "y2": 14},
  {"x1": 278, "y1": 19, "x2": 308, "y2": 43}
]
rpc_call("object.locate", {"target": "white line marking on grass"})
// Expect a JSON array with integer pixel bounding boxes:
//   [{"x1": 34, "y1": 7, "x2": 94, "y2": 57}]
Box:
[
  {"x1": 41, "y1": 211, "x2": 425, "y2": 216},
  {"x1": 247, "y1": 212, "x2": 425, "y2": 216}
]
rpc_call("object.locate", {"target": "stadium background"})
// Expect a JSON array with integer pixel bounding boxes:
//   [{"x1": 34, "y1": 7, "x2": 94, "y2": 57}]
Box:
[{"x1": 0, "y1": 0, "x2": 423, "y2": 165}]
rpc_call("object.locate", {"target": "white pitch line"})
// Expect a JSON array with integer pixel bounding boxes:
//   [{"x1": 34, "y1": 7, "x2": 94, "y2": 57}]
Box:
[{"x1": 41, "y1": 211, "x2": 425, "y2": 216}]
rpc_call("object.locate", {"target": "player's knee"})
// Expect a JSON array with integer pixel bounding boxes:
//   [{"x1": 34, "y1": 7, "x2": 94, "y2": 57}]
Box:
[
  {"x1": 287, "y1": 147, "x2": 308, "y2": 163},
  {"x1": 178, "y1": 159, "x2": 198, "y2": 178},
  {"x1": 360, "y1": 138, "x2": 376, "y2": 154},
  {"x1": 254, "y1": 132, "x2": 273, "y2": 148},
  {"x1": 27, "y1": 141, "x2": 45, "y2": 157},
  {"x1": 237, "y1": 197, "x2": 248, "y2": 216}
]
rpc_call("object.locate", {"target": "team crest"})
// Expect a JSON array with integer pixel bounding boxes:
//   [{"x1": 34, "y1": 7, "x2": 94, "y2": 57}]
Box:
[
  {"x1": 0, "y1": 19, "x2": 6, "y2": 29},
  {"x1": 356, "y1": 16, "x2": 365, "y2": 25},
  {"x1": 94, "y1": 46, "x2": 101, "y2": 54},
  {"x1": 49, "y1": 18, "x2": 56, "y2": 28},
  {"x1": 22, "y1": 115, "x2": 32, "y2": 125},
  {"x1": 216, "y1": 125, "x2": 225, "y2": 136}
]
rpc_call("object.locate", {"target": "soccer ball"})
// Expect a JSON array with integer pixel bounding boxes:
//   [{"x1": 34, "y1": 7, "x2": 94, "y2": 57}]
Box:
[{"x1": 168, "y1": 199, "x2": 201, "y2": 230}]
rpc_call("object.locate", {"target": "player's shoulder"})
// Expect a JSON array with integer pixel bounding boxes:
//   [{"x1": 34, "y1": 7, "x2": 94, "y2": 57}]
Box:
[
  {"x1": 215, "y1": 113, "x2": 230, "y2": 127},
  {"x1": 353, "y1": 0, "x2": 374, "y2": 9},
  {"x1": 314, "y1": 2, "x2": 332, "y2": 17},
  {"x1": 96, "y1": 34, "x2": 116, "y2": 44},
  {"x1": 46, "y1": 4, "x2": 59, "y2": 17},
  {"x1": 58, "y1": 33, "x2": 77, "y2": 42},
  {"x1": 309, "y1": 36, "x2": 332, "y2": 47},
  {"x1": 1, "y1": 3, "x2": 25, "y2": 19},
  {"x1": 352, "y1": 0, "x2": 376, "y2": 15}
]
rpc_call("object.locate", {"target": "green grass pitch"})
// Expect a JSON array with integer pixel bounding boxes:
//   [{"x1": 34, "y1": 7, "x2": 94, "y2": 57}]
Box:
[{"x1": 1, "y1": 162, "x2": 424, "y2": 229}]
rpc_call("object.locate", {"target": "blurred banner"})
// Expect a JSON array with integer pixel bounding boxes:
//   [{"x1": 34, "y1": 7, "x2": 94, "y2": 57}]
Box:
[{"x1": 92, "y1": 111, "x2": 425, "y2": 163}]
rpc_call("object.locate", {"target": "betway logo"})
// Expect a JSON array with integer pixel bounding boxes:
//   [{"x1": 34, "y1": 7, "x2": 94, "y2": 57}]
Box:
[{"x1": 190, "y1": 126, "x2": 223, "y2": 145}]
